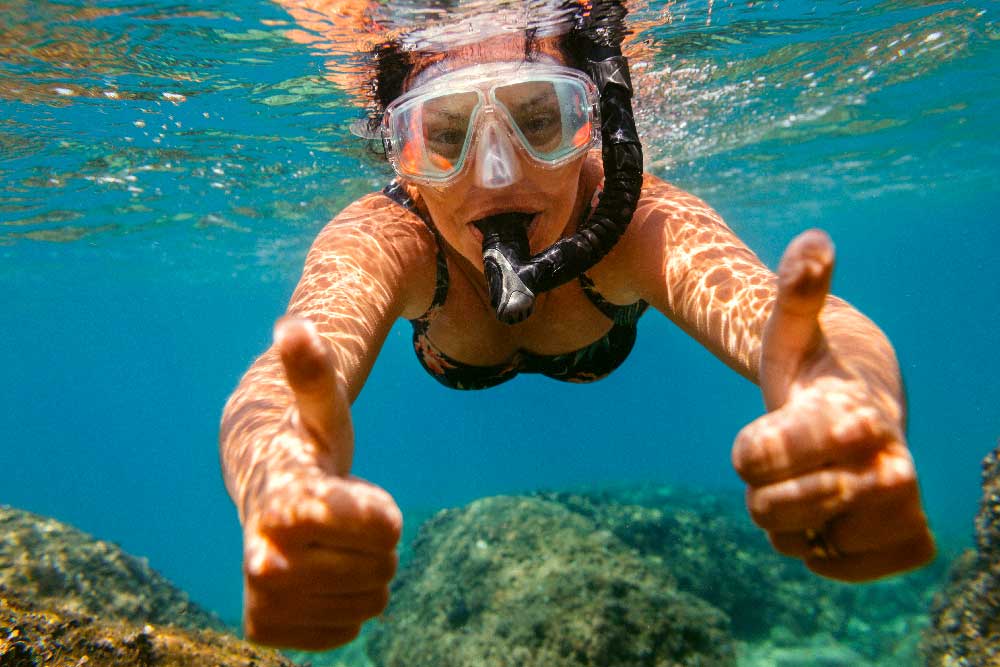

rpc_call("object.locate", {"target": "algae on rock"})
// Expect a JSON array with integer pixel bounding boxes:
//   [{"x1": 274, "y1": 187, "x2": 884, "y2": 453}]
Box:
[
  {"x1": 368, "y1": 494, "x2": 736, "y2": 667},
  {"x1": 0, "y1": 585, "x2": 294, "y2": 667},
  {"x1": 0, "y1": 506, "x2": 224, "y2": 631},
  {"x1": 922, "y1": 442, "x2": 1000, "y2": 666},
  {"x1": 0, "y1": 506, "x2": 297, "y2": 666},
  {"x1": 368, "y1": 485, "x2": 947, "y2": 667},
  {"x1": 536, "y1": 485, "x2": 945, "y2": 657}
]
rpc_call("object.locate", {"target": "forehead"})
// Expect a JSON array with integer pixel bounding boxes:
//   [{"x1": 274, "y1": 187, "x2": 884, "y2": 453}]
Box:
[{"x1": 406, "y1": 34, "x2": 566, "y2": 90}]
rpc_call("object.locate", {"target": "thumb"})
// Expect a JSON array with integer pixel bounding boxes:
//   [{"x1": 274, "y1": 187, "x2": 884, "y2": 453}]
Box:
[
  {"x1": 274, "y1": 316, "x2": 353, "y2": 476},
  {"x1": 761, "y1": 229, "x2": 835, "y2": 409}
]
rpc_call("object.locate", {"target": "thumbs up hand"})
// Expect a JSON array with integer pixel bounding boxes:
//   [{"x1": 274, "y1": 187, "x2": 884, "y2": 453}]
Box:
[
  {"x1": 240, "y1": 317, "x2": 402, "y2": 650},
  {"x1": 731, "y1": 230, "x2": 934, "y2": 582}
]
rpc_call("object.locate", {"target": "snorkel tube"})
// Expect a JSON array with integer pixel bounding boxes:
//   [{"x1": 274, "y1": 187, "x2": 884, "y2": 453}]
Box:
[{"x1": 474, "y1": 1, "x2": 643, "y2": 324}]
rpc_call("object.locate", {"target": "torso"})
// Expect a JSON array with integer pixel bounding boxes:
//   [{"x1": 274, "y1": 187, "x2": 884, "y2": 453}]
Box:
[{"x1": 383, "y1": 159, "x2": 649, "y2": 389}]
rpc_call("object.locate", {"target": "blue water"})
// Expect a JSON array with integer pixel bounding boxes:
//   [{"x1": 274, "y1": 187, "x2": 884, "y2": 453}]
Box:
[{"x1": 2, "y1": 0, "x2": 999, "y2": 633}]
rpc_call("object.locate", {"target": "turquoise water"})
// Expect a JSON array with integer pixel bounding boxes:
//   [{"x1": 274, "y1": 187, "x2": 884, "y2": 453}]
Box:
[{"x1": 2, "y1": 0, "x2": 998, "y2": 646}]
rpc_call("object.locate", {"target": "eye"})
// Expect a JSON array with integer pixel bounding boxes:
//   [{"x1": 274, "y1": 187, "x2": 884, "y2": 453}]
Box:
[
  {"x1": 519, "y1": 112, "x2": 559, "y2": 136},
  {"x1": 428, "y1": 127, "x2": 463, "y2": 144}
]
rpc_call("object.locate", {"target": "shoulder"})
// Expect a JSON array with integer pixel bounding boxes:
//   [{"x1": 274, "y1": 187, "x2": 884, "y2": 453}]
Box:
[
  {"x1": 311, "y1": 190, "x2": 437, "y2": 254},
  {"x1": 587, "y1": 174, "x2": 721, "y2": 298},
  {"x1": 302, "y1": 190, "x2": 440, "y2": 320},
  {"x1": 590, "y1": 173, "x2": 757, "y2": 302},
  {"x1": 632, "y1": 174, "x2": 729, "y2": 236}
]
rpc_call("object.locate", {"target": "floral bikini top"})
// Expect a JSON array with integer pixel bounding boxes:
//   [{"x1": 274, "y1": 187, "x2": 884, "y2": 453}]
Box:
[{"x1": 383, "y1": 181, "x2": 648, "y2": 391}]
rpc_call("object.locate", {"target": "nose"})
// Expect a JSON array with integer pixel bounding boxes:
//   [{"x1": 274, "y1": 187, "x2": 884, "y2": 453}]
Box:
[{"x1": 473, "y1": 120, "x2": 522, "y2": 189}]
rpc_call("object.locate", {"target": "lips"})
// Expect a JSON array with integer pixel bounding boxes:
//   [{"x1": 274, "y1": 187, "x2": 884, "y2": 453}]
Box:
[{"x1": 467, "y1": 210, "x2": 538, "y2": 245}]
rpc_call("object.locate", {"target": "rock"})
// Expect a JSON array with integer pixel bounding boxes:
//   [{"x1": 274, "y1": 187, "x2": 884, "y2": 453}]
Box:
[
  {"x1": 0, "y1": 585, "x2": 295, "y2": 667},
  {"x1": 369, "y1": 485, "x2": 947, "y2": 667},
  {"x1": 0, "y1": 506, "x2": 297, "y2": 666},
  {"x1": 536, "y1": 485, "x2": 943, "y2": 652},
  {"x1": 0, "y1": 506, "x2": 224, "y2": 632},
  {"x1": 922, "y1": 443, "x2": 1000, "y2": 666},
  {"x1": 368, "y1": 495, "x2": 735, "y2": 667}
]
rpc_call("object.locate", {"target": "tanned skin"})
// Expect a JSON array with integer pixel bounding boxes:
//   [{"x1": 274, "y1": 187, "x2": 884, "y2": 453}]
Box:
[{"x1": 220, "y1": 35, "x2": 934, "y2": 651}]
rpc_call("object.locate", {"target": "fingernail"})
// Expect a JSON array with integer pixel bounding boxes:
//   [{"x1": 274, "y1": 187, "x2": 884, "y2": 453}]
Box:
[
  {"x1": 273, "y1": 317, "x2": 294, "y2": 345},
  {"x1": 274, "y1": 317, "x2": 320, "y2": 351}
]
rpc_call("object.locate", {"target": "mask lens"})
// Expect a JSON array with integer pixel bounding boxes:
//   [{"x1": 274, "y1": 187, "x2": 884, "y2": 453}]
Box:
[
  {"x1": 495, "y1": 77, "x2": 593, "y2": 161},
  {"x1": 389, "y1": 91, "x2": 479, "y2": 180}
]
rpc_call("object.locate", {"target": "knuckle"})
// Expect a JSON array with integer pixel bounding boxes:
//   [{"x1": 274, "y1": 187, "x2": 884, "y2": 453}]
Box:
[
  {"x1": 834, "y1": 471, "x2": 854, "y2": 502},
  {"x1": 745, "y1": 490, "x2": 774, "y2": 527},
  {"x1": 244, "y1": 561, "x2": 281, "y2": 589},
  {"x1": 339, "y1": 624, "x2": 363, "y2": 644},
  {"x1": 243, "y1": 534, "x2": 288, "y2": 585},
  {"x1": 373, "y1": 551, "x2": 399, "y2": 582},
  {"x1": 359, "y1": 497, "x2": 403, "y2": 548},
  {"x1": 367, "y1": 586, "x2": 392, "y2": 616},
  {"x1": 382, "y1": 504, "x2": 404, "y2": 543},
  {"x1": 731, "y1": 428, "x2": 753, "y2": 473},
  {"x1": 252, "y1": 495, "x2": 290, "y2": 531},
  {"x1": 877, "y1": 451, "x2": 917, "y2": 492},
  {"x1": 815, "y1": 471, "x2": 853, "y2": 514},
  {"x1": 732, "y1": 423, "x2": 781, "y2": 480},
  {"x1": 767, "y1": 532, "x2": 800, "y2": 557},
  {"x1": 242, "y1": 613, "x2": 277, "y2": 646}
]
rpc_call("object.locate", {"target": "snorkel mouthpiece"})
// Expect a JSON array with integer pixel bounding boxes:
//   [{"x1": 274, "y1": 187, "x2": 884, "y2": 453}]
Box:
[{"x1": 474, "y1": 213, "x2": 536, "y2": 324}]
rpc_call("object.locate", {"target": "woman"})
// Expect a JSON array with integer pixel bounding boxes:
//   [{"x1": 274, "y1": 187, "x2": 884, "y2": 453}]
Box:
[{"x1": 219, "y1": 6, "x2": 935, "y2": 651}]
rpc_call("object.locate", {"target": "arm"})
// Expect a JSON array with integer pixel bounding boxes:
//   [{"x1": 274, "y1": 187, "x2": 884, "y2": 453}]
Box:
[
  {"x1": 625, "y1": 177, "x2": 896, "y2": 400},
  {"x1": 623, "y1": 175, "x2": 933, "y2": 581},
  {"x1": 219, "y1": 192, "x2": 436, "y2": 649}
]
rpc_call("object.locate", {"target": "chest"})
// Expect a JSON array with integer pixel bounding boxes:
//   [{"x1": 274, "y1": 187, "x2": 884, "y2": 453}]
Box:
[{"x1": 422, "y1": 264, "x2": 616, "y2": 365}]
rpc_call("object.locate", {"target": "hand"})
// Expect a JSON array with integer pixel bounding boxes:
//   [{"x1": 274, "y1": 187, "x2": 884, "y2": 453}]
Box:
[
  {"x1": 242, "y1": 317, "x2": 402, "y2": 650},
  {"x1": 732, "y1": 230, "x2": 934, "y2": 582}
]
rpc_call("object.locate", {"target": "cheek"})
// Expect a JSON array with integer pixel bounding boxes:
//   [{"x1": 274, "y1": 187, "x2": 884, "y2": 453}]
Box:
[
  {"x1": 414, "y1": 186, "x2": 484, "y2": 261},
  {"x1": 533, "y1": 165, "x2": 583, "y2": 215},
  {"x1": 538, "y1": 158, "x2": 584, "y2": 195}
]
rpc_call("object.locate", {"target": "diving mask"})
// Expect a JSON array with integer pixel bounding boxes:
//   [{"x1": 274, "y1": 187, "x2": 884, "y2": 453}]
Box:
[{"x1": 381, "y1": 63, "x2": 600, "y2": 187}]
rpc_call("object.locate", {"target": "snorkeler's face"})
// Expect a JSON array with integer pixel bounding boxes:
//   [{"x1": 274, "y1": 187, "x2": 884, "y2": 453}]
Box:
[{"x1": 406, "y1": 41, "x2": 593, "y2": 273}]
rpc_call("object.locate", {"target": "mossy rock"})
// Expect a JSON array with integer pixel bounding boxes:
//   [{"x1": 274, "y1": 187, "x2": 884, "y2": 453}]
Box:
[
  {"x1": 0, "y1": 585, "x2": 293, "y2": 667},
  {"x1": 368, "y1": 495, "x2": 735, "y2": 667},
  {"x1": 0, "y1": 506, "x2": 223, "y2": 631},
  {"x1": 538, "y1": 484, "x2": 946, "y2": 655},
  {"x1": 922, "y1": 444, "x2": 1000, "y2": 666}
]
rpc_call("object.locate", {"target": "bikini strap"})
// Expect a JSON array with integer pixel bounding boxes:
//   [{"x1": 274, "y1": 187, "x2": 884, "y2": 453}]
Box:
[
  {"x1": 578, "y1": 273, "x2": 648, "y2": 327},
  {"x1": 382, "y1": 181, "x2": 449, "y2": 317},
  {"x1": 575, "y1": 181, "x2": 648, "y2": 326}
]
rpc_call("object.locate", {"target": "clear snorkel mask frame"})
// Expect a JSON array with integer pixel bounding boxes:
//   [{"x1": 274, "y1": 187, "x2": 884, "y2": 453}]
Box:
[{"x1": 380, "y1": 62, "x2": 601, "y2": 189}]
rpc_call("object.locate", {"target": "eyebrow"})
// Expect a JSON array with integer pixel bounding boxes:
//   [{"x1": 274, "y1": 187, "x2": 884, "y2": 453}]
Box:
[
  {"x1": 423, "y1": 101, "x2": 473, "y2": 123},
  {"x1": 508, "y1": 88, "x2": 558, "y2": 110}
]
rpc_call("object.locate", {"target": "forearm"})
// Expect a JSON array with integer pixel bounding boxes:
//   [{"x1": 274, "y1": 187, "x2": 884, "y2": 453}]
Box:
[
  {"x1": 219, "y1": 197, "x2": 430, "y2": 523},
  {"x1": 687, "y1": 282, "x2": 906, "y2": 422},
  {"x1": 633, "y1": 183, "x2": 903, "y2": 417},
  {"x1": 219, "y1": 349, "x2": 295, "y2": 523},
  {"x1": 662, "y1": 256, "x2": 904, "y2": 427}
]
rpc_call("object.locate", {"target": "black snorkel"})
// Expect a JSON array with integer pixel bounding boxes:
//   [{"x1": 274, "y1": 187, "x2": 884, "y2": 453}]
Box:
[{"x1": 473, "y1": 3, "x2": 643, "y2": 324}]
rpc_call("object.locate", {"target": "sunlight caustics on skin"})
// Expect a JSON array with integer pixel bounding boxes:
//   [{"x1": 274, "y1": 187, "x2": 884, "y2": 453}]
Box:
[{"x1": 220, "y1": 191, "x2": 434, "y2": 523}]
